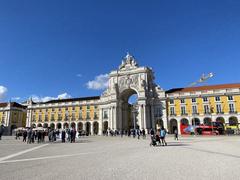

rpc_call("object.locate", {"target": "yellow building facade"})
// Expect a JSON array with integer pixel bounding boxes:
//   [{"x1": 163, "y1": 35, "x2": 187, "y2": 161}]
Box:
[
  {"x1": 166, "y1": 84, "x2": 240, "y2": 134},
  {"x1": 0, "y1": 102, "x2": 27, "y2": 135}
]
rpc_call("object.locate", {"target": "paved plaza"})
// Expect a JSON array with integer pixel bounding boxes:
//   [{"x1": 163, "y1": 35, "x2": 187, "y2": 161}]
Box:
[{"x1": 0, "y1": 135, "x2": 240, "y2": 180}]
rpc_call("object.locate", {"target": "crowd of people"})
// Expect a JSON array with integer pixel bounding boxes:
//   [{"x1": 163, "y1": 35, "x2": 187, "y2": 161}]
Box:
[{"x1": 104, "y1": 128, "x2": 147, "y2": 139}]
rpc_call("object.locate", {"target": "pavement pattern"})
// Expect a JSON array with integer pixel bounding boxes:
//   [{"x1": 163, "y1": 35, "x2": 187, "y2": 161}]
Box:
[{"x1": 0, "y1": 135, "x2": 240, "y2": 180}]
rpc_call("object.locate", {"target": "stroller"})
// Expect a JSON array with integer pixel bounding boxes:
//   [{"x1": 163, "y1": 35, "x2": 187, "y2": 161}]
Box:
[{"x1": 150, "y1": 135, "x2": 157, "y2": 146}]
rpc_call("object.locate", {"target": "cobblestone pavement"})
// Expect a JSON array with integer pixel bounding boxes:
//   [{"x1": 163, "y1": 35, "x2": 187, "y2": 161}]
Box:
[{"x1": 0, "y1": 135, "x2": 240, "y2": 180}]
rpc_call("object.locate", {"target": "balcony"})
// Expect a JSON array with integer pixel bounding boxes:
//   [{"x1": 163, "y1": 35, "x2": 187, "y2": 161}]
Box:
[{"x1": 229, "y1": 111, "x2": 238, "y2": 114}]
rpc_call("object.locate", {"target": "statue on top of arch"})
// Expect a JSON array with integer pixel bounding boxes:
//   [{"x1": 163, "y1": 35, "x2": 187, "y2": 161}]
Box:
[{"x1": 119, "y1": 52, "x2": 138, "y2": 70}]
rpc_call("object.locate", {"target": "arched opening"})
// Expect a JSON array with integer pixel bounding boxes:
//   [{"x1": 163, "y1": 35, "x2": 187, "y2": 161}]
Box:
[
  {"x1": 155, "y1": 119, "x2": 163, "y2": 130},
  {"x1": 50, "y1": 123, "x2": 55, "y2": 129},
  {"x1": 216, "y1": 117, "x2": 225, "y2": 124},
  {"x1": 37, "y1": 123, "x2": 42, "y2": 127},
  {"x1": 77, "y1": 122, "x2": 83, "y2": 131},
  {"x1": 57, "y1": 123, "x2": 62, "y2": 129},
  {"x1": 192, "y1": 118, "x2": 200, "y2": 126},
  {"x1": 86, "y1": 122, "x2": 91, "y2": 136},
  {"x1": 71, "y1": 122, "x2": 76, "y2": 129},
  {"x1": 215, "y1": 117, "x2": 225, "y2": 135},
  {"x1": 93, "y1": 122, "x2": 99, "y2": 135},
  {"x1": 43, "y1": 123, "x2": 48, "y2": 128},
  {"x1": 63, "y1": 123, "x2": 69, "y2": 129},
  {"x1": 119, "y1": 89, "x2": 139, "y2": 131},
  {"x1": 203, "y1": 117, "x2": 212, "y2": 126},
  {"x1": 32, "y1": 124, "x2": 36, "y2": 128},
  {"x1": 180, "y1": 118, "x2": 189, "y2": 134},
  {"x1": 11, "y1": 125, "x2": 17, "y2": 135},
  {"x1": 229, "y1": 116, "x2": 238, "y2": 126},
  {"x1": 103, "y1": 121, "x2": 108, "y2": 134},
  {"x1": 169, "y1": 119, "x2": 178, "y2": 134}
]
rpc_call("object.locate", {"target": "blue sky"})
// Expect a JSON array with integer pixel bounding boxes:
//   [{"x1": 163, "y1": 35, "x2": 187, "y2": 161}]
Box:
[{"x1": 0, "y1": 0, "x2": 240, "y2": 102}]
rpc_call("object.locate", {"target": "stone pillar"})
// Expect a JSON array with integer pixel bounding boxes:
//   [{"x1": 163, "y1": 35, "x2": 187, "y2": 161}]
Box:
[
  {"x1": 91, "y1": 122, "x2": 94, "y2": 136},
  {"x1": 83, "y1": 122, "x2": 86, "y2": 131},
  {"x1": 177, "y1": 119, "x2": 181, "y2": 135},
  {"x1": 99, "y1": 108, "x2": 103, "y2": 135},
  {"x1": 151, "y1": 104, "x2": 155, "y2": 130},
  {"x1": 109, "y1": 107, "x2": 112, "y2": 130},
  {"x1": 112, "y1": 106, "x2": 117, "y2": 130}
]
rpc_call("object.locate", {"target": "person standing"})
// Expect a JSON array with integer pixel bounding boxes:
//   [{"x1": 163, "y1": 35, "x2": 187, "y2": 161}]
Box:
[
  {"x1": 23, "y1": 130, "x2": 27, "y2": 142},
  {"x1": 142, "y1": 129, "x2": 146, "y2": 139},
  {"x1": 62, "y1": 129, "x2": 66, "y2": 143},
  {"x1": 160, "y1": 127, "x2": 167, "y2": 146},
  {"x1": 174, "y1": 128, "x2": 178, "y2": 140},
  {"x1": 0, "y1": 125, "x2": 4, "y2": 140},
  {"x1": 27, "y1": 129, "x2": 32, "y2": 144}
]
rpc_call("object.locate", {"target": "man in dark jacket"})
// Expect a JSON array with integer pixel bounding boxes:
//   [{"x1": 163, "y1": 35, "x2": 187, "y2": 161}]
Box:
[{"x1": 62, "y1": 129, "x2": 66, "y2": 143}]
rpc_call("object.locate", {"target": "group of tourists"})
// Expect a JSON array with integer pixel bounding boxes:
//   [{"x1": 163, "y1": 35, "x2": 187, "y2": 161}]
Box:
[
  {"x1": 104, "y1": 128, "x2": 147, "y2": 139},
  {"x1": 150, "y1": 127, "x2": 168, "y2": 146}
]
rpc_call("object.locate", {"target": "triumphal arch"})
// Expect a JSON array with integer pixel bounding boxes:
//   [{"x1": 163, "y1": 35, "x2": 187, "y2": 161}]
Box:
[{"x1": 99, "y1": 53, "x2": 166, "y2": 133}]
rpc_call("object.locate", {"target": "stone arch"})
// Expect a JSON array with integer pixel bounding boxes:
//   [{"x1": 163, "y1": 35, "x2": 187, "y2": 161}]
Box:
[
  {"x1": 169, "y1": 119, "x2": 178, "y2": 134},
  {"x1": 93, "y1": 121, "x2": 99, "y2": 135},
  {"x1": 103, "y1": 121, "x2": 108, "y2": 134},
  {"x1": 203, "y1": 117, "x2": 212, "y2": 126},
  {"x1": 119, "y1": 88, "x2": 139, "y2": 131},
  {"x1": 86, "y1": 122, "x2": 91, "y2": 135},
  {"x1": 71, "y1": 122, "x2": 76, "y2": 129},
  {"x1": 229, "y1": 116, "x2": 238, "y2": 126},
  {"x1": 192, "y1": 118, "x2": 200, "y2": 126},
  {"x1": 63, "y1": 122, "x2": 69, "y2": 129},
  {"x1": 43, "y1": 123, "x2": 48, "y2": 128},
  {"x1": 57, "y1": 123, "x2": 62, "y2": 129},
  {"x1": 77, "y1": 122, "x2": 83, "y2": 131},
  {"x1": 180, "y1": 118, "x2": 189, "y2": 134},
  {"x1": 32, "y1": 123, "x2": 36, "y2": 128},
  {"x1": 50, "y1": 123, "x2": 55, "y2": 129},
  {"x1": 37, "y1": 123, "x2": 42, "y2": 127},
  {"x1": 216, "y1": 117, "x2": 225, "y2": 124}
]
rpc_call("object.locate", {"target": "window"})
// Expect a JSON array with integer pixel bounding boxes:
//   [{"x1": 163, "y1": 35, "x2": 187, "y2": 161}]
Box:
[
  {"x1": 228, "y1": 95, "x2": 233, "y2": 101},
  {"x1": 95, "y1": 106, "x2": 98, "y2": 109},
  {"x1": 169, "y1": 99, "x2": 174, "y2": 104},
  {"x1": 58, "y1": 108, "x2": 61, "y2": 111},
  {"x1": 65, "y1": 107, "x2": 68, "y2": 110},
  {"x1": 204, "y1": 105, "x2": 210, "y2": 114},
  {"x1": 192, "y1": 105, "x2": 197, "y2": 114},
  {"x1": 181, "y1": 106, "x2": 186, "y2": 115},
  {"x1": 229, "y1": 103, "x2": 235, "y2": 113},
  {"x1": 216, "y1": 104, "x2": 222, "y2": 113},
  {"x1": 87, "y1": 105, "x2": 90, "y2": 110},
  {"x1": 79, "y1": 112, "x2": 83, "y2": 119},
  {"x1": 94, "y1": 112, "x2": 98, "y2": 119},
  {"x1": 192, "y1": 98, "x2": 196, "y2": 103},
  {"x1": 215, "y1": 96, "x2": 220, "y2": 102},
  {"x1": 103, "y1": 111, "x2": 108, "y2": 119},
  {"x1": 45, "y1": 115, "x2": 48, "y2": 122},
  {"x1": 72, "y1": 113, "x2": 75, "y2": 120},
  {"x1": 39, "y1": 115, "x2": 42, "y2": 121},
  {"x1": 180, "y1": 99, "x2": 185, "y2": 104},
  {"x1": 203, "y1": 97, "x2": 208, "y2": 102},
  {"x1": 32, "y1": 115, "x2": 36, "y2": 122},
  {"x1": 72, "y1": 107, "x2": 75, "y2": 111},
  {"x1": 170, "y1": 107, "x2": 175, "y2": 115},
  {"x1": 51, "y1": 114, "x2": 54, "y2": 121},
  {"x1": 80, "y1": 106, "x2": 82, "y2": 110},
  {"x1": 52, "y1": 108, "x2": 54, "y2": 112},
  {"x1": 87, "y1": 112, "x2": 90, "y2": 119}
]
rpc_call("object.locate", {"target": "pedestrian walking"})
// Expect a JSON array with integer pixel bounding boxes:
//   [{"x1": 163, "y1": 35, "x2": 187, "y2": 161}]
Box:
[
  {"x1": 142, "y1": 129, "x2": 146, "y2": 139},
  {"x1": 0, "y1": 125, "x2": 4, "y2": 140}
]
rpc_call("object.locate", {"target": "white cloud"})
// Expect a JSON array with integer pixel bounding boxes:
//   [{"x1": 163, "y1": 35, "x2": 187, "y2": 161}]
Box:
[
  {"x1": 57, "y1": 93, "x2": 71, "y2": 99},
  {"x1": 12, "y1": 97, "x2": 21, "y2": 101},
  {"x1": 0, "y1": 86, "x2": 7, "y2": 100},
  {"x1": 31, "y1": 92, "x2": 72, "y2": 102},
  {"x1": 76, "y1": 74, "x2": 83, "y2": 77},
  {"x1": 86, "y1": 74, "x2": 109, "y2": 90}
]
